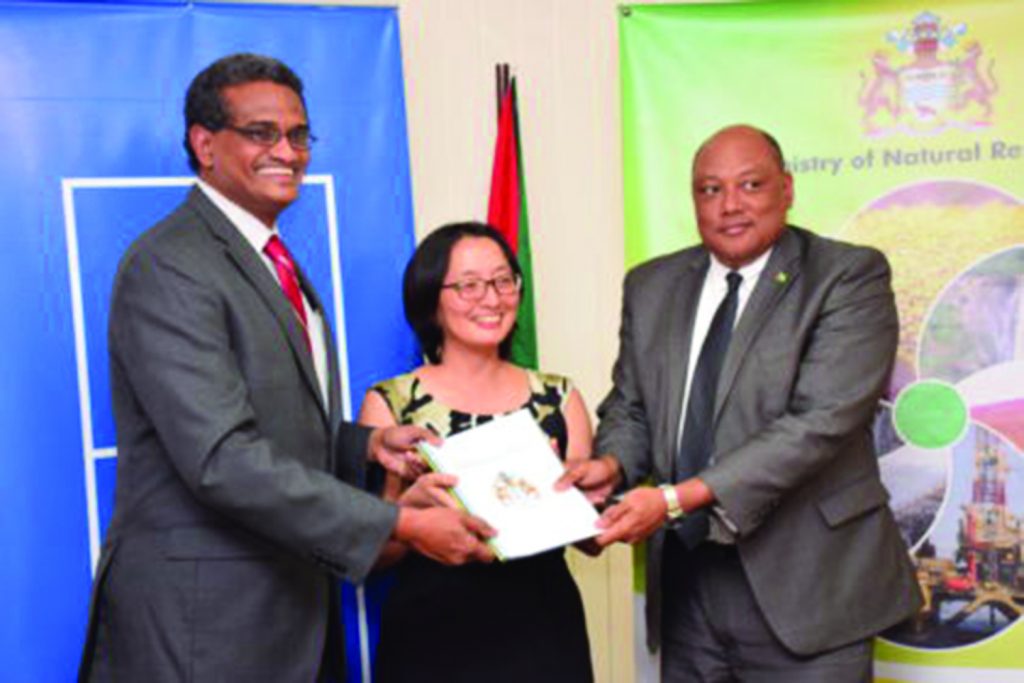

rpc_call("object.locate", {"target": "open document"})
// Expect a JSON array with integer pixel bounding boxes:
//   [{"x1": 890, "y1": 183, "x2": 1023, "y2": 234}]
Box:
[{"x1": 418, "y1": 409, "x2": 600, "y2": 560}]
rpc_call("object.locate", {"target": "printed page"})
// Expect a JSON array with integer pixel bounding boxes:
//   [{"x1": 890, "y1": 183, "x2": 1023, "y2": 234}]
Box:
[{"x1": 419, "y1": 409, "x2": 600, "y2": 560}]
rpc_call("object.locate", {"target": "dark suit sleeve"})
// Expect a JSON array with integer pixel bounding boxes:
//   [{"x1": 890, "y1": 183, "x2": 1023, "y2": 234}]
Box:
[
  {"x1": 334, "y1": 420, "x2": 372, "y2": 485},
  {"x1": 595, "y1": 268, "x2": 653, "y2": 488},
  {"x1": 701, "y1": 248, "x2": 898, "y2": 537},
  {"x1": 111, "y1": 246, "x2": 397, "y2": 582}
]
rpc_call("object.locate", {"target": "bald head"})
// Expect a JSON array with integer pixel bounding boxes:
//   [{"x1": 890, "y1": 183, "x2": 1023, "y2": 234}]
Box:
[
  {"x1": 693, "y1": 125, "x2": 785, "y2": 174},
  {"x1": 689, "y1": 124, "x2": 794, "y2": 269}
]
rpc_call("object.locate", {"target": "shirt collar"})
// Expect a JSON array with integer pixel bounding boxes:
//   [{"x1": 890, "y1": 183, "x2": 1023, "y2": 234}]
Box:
[
  {"x1": 196, "y1": 178, "x2": 279, "y2": 254},
  {"x1": 708, "y1": 245, "x2": 773, "y2": 288}
]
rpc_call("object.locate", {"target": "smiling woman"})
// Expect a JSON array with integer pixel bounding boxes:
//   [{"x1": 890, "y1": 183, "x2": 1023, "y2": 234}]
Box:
[
  {"x1": 357, "y1": 222, "x2": 597, "y2": 683},
  {"x1": 433, "y1": 236, "x2": 521, "y2": 369}
]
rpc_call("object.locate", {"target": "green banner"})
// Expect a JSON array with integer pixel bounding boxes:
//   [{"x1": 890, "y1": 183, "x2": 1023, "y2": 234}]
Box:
[{"x1": 621, "y1": 1, "x2": 1024, "y2": 680}]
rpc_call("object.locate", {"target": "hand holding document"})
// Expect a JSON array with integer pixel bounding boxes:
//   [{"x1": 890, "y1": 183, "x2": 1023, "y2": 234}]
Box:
[
  {"x1": 418, "y1": 409, "x2": 600, "y2": 560},
  {"x1": 398, "y1": 472, "x2": 461, "y2": 510}
]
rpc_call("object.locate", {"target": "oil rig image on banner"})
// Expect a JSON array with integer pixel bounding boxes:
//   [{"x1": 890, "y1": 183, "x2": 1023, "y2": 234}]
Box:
[{"x1": 893, "y1": 428, "x2": 1024, "y2": 648}]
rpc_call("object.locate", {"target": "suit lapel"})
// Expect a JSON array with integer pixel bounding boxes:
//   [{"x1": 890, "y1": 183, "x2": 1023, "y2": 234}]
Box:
[
  {"x1": 661, "y1": 253, "x2": 708, "y2": 475},
  {"x1": 187, "y1": 188, "x2": 329, "y2": 424},
  {"x1": 714, "y1": 227, "x2": 804, "y2": 422},
  {"x1": 293, "y1": 263, "x2": 343, "y2": 424},
  {"x1": 316, "y1": 290, "x2": 342, "y2": 473},
  {"x1": 297, "y1": 265, "x2": 342, "y2": 421}
]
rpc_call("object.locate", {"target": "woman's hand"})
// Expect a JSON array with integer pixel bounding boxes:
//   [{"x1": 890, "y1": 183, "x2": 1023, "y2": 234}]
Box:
[{"x1": 368, "y1": 425, "x2": 438, "y2": 480}]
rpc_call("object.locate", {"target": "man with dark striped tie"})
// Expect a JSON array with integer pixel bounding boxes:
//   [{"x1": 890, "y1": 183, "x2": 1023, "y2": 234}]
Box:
[{"x1": 560, "y1": 125, "x2": 921, "y2": 682}]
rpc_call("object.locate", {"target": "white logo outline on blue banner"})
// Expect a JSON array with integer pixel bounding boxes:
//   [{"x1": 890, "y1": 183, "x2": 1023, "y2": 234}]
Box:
[{"x1": 61, "y1": 174, "x2": 350, "y2": 575}]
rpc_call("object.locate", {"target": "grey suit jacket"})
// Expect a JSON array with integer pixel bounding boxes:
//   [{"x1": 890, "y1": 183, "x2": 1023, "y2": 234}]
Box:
[
  {"x1": 79, "y1": 188, "x2": 398, "y2": 682},
  {"x1": 596, "y1": 226, "x2": 922, "y2": 656}
]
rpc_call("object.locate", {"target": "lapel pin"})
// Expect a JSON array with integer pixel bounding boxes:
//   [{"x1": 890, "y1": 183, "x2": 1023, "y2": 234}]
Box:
[{"x1": 774, "y1": 271, "x2": 789, "y2": 285}]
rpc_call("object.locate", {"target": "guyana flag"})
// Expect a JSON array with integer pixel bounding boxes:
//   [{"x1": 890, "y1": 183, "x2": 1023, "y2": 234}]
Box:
[{"x1": 487, "y1": 71, "x2": 538, "y2": 369}]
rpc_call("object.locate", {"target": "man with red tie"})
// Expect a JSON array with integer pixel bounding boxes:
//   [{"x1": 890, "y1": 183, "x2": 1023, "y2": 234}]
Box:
[{"x1": 79, "y1": 53, "x2": 493, "y2": 683}]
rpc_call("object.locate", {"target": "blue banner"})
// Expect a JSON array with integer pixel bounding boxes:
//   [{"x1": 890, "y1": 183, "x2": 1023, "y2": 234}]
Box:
[{"x1": 0, "y1": 2, "x2": 417, "y2": 680}]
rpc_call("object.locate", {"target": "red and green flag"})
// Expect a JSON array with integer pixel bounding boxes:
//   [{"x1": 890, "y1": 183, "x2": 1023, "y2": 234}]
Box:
[{"x1": 487, "y1": 66, "x2": 538, "y2": 369}]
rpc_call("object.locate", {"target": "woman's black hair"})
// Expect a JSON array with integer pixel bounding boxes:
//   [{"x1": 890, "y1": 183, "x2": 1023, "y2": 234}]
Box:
[{"x1": 403, "y1": 221, "x2": 524, "y2": 364}]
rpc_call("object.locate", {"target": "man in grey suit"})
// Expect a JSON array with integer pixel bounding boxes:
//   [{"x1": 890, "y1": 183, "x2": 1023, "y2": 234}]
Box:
[
  {"x1": 79, "y1": 54, "x2": 493, "y2": 682},
  {"x1": 561, "y1": 125, "x2": 921, "y2": 680}
]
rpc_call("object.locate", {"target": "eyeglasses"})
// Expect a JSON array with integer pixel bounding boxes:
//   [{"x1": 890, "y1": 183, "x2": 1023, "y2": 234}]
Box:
[
  {"x1": 441, "y1": 273, "x2": 522, "y2": 301},
  {"x1": 223, "y1": 123, "x2": 317, "y2": 150}
]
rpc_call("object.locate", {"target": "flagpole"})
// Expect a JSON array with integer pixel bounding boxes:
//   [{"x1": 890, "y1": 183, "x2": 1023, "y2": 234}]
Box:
[
  {"x1": 488, "y1": 61, "x2": 538, "y2": 367},
  {"x1": 495, "y1": 63, "x2": 511, "y2": 119}
]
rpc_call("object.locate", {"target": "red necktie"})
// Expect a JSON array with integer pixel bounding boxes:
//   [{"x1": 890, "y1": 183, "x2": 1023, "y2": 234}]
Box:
[{"x1": 264, "y1": 234, "x2": 311, "y2": 350}]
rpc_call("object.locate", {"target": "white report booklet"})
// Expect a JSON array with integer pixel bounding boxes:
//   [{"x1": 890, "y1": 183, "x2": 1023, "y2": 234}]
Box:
[{"x1": 418, "y1": 409, "x2": 600, "y2": 560}]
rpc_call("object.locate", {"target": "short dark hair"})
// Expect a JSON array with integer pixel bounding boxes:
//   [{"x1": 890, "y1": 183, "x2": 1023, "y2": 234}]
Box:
[
  {"x1": 403, "y1": 222, "x2": 524, "y2": 364},
  {"x1": 183, "y1": 53, "x2": 307, "y2": 172}
]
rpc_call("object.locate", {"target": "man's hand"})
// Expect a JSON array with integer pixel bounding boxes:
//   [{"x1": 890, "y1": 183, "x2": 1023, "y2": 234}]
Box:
[
  {"x1": 368, "y1": 425, "x2": 439, "y2": 480},
  {"x1": 595, "y1": 486, "x2": 667, "y2": 546},
  {"x1": 398, "y1": 472, "x2": 460, "y2": 510},
  {"x1": 393, "y1": 507, "x2": 496, "y2": 565},
  {"x1": 555, "y1": 454, "x2": 622, "y2": 505},
  {"x1": 594, "y1": 478, "x2": 715, "y2": 546}
]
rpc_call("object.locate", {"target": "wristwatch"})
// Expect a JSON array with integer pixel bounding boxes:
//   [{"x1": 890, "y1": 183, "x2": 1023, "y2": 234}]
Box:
[{"x1": 659, "y1": 483, "x2": 685, "y2": 522}]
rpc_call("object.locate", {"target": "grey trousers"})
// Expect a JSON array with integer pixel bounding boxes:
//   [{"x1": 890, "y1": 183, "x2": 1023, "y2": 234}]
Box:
[{"x1": 660, "y1": 536, "x2": 872, "y2": 683}]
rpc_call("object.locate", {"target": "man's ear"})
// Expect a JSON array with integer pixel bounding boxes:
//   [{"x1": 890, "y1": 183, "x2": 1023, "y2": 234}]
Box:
[{"x1": 188, "y1": 124, "x2": 215, "y2": 171}]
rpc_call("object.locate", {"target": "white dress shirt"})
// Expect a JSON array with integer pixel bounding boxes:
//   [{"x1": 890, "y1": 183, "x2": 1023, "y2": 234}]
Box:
[
  {"x1": 676, "y1": 247, "x2": 772, "y2": 450},
  {"x1": 675, "y1": 247, "x2": 773, "y2": 540}
]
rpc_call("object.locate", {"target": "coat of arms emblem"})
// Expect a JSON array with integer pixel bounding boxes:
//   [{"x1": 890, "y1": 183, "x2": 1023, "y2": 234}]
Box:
[{"x1": 859, "y1": 11, "x2": 997, "y2": 137}]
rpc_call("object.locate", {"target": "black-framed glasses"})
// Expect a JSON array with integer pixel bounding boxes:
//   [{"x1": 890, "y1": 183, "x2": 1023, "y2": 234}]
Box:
[
  {"x1": 441, "y1": 273, "x2": 522, "y2": 301},
  {"x1": 223, "y1": 123, "x2": 317, "y2": 150}
]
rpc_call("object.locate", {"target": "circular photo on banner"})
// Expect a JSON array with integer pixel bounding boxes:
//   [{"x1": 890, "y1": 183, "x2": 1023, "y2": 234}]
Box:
[
  {"x1": 919, "y1": 247, "x2": 1024, "y2": 433},
  {"x1": 842, "y1": 179, "x2": 1022, "y2": 397},
  {"x1": 882, "y1": 422, "x2": 1024, "y2": 649},
  {"x1": 842, "y1": 179, "x2": 1024, "y2": 650},
  {"x1": 876, "y1": 403, "x2": 950, "y2": 552}
]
